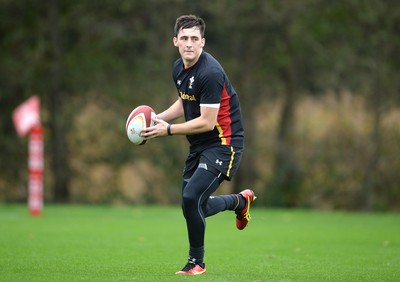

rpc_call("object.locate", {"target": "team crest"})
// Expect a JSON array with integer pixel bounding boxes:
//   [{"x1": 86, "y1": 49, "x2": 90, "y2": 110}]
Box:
[{"x1": 189, "y1": 76, "x2": 195, "y2": 89}]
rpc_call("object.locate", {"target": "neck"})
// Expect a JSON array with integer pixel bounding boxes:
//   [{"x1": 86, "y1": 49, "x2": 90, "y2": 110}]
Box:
[{"x1": 183, "y1": 50, "x2": 203, "y2": 68}]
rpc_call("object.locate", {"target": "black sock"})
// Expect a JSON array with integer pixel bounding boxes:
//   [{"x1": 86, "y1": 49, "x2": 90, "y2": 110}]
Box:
[
  {"x1": 189, "y1": 246, "x2": 204, "y2": 264},
  {"x1": 205, "y1": 194, "x2": 246, "y2": 216},
  {"x1": 236, "y1": 193, "x2": 246, "y2": 212},
  {"x1": 220, "y1": 194, "x2": 239, "y2": 211}
]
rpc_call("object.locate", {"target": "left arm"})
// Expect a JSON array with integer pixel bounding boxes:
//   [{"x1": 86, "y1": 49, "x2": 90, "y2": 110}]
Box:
[
  {"x1": 168, "y1": 105, "x2": 218, "y2": 135},
  {"x1": 141, "y1": 105, "x2": 218, "y2": 139}
]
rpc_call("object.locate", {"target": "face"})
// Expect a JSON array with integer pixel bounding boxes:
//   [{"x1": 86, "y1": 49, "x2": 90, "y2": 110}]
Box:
[{"x1": 173, "y1": 27, "x2": 205, "y2": 67}]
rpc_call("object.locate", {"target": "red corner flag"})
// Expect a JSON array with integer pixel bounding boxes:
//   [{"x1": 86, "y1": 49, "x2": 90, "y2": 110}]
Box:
[
  {"x1": 12, "y1": 96, "x2": 41, "y2": 137},
  {"x1": 13, "y1": 96, "x2": 44, "y2": 216},
  {"x1": 28, "y1": 125, "x2": 44, "y2": 216}
]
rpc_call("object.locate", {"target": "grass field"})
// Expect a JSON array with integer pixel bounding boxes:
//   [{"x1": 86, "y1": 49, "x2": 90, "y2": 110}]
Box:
[{"x1": 0, "y1": 205, "x2": 399, "y2": 281}]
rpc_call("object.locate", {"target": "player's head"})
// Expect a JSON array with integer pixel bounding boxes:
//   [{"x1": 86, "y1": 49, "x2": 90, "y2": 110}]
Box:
[
  {"x1": 173, "y1": 15, "x2": 206, "y2": 67},
  {"x1": 174, "y1": 15, "x2": 206, "y2": 38}
]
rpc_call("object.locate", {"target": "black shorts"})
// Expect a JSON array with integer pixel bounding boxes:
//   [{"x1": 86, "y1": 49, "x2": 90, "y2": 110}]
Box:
[{"x1": 183, "y1": 145, "x2": 243, "y2": 181}]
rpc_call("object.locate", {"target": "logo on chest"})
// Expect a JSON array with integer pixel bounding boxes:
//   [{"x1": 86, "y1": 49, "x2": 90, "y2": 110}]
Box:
[
  {"x1": 179, "y1": 91, "x2": 196, "y2": 101},
  {"x1": 189, "y1": 76, "x2": 195, "y2": 89},
  {"x1": 178, "y1": 75, "x2": 197, "y2": 101}
]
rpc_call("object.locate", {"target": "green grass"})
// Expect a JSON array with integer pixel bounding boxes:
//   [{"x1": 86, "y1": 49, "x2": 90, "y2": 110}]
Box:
[{"x1": 0, "y1": 205, "x2": 399, "y2": 281}]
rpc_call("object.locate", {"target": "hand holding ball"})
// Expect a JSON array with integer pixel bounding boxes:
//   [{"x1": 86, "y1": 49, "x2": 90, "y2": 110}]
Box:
[{"x1": 126, "y1": 105, "x2": 156, "y2": 145}]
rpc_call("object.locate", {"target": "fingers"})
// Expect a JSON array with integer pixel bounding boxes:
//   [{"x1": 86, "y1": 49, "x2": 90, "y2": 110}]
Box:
[
  {"x1": 140, "y1": 127, "x2": 156, "y2": 140},
  {"x1": 140, "y1": 119, "x2": 169, "y2": 140},
  {"x1": 153, "y1": 116, "x2": 167, "y2": 125}
]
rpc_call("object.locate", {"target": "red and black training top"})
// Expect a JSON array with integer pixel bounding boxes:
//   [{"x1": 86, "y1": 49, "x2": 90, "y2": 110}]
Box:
[{"x1": 172, "y1": 51, "x2": 244, "y2": 150}]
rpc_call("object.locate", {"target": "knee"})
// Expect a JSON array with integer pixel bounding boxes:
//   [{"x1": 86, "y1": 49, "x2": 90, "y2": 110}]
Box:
[
  {"x1": 182, "y1": 191, "x2": 197, "y2": 209},
  {"x1": 181, "y1": 192, "x2": 198, "y2": 219}
]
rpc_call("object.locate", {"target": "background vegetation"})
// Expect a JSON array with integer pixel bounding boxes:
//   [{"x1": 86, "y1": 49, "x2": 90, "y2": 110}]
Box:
[{"x1": 1, "y1": 0, "x2": 399, "y2": 210}]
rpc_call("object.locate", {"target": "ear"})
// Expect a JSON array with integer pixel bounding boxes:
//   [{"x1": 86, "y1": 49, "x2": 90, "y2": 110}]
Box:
[
  {"x1": 201, "y1": 37, "x2": 206, "y2": 47},
  {"x1": 173, "y1": 37, "x2": 178, "y2": 47}
]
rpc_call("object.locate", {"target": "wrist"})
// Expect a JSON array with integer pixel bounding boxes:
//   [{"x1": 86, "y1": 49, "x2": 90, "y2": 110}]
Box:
[{"x1": 167, "y1": 124, "x2": 173, "y2": 136}]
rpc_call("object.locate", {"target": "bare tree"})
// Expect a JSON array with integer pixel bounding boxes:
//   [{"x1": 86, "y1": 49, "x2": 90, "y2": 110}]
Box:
[{"x1": 47, "y1": 0, "x2": 70, "y2": 202}]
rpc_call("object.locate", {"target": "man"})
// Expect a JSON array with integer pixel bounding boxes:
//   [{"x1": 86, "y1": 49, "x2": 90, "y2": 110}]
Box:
[{"x1": 141, "y1": 15, "x2": 256, "y2": 275}]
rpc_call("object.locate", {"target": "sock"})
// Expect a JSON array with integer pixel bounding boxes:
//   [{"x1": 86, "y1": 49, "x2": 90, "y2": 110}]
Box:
[
  {"x1": 189, "y1": 246, "x2": 204, "y2": 265},
  {"x1": 236, "y1": 193, "x2": 246, "y2": 212},
  {"x1": 204, "y1": 194, "x2": 246, "y2": 217}
]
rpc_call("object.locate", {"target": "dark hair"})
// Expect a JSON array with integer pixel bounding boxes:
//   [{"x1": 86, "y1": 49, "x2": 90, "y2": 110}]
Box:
[{"x1": 174, "y1": 15, "x2": 205, "y2": 37}]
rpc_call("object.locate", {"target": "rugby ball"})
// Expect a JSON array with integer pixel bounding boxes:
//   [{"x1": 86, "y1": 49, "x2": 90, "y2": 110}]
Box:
[{"x1": 126, "y1": 105, "x2": 156, "y2": 145}]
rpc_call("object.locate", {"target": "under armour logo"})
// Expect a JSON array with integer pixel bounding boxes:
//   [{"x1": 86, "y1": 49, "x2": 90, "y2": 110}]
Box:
[{"x1": 216, "y1": 159, "x2": 222, "y2": 165}]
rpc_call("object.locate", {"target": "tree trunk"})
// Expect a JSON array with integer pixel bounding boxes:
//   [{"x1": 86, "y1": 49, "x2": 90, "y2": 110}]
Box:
[
  {"x1": 361, "y1": 68, "x2": 384, "y2": 211},
  {"x1": 269, "y1": 29, "x2": 302, "y2": 207},
  {"x1": 270, "y1": 69, "x2": 301, "y2": 207},
  {"x1": 48, "y1": 0, "x2": 70, "y2": 202}
]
